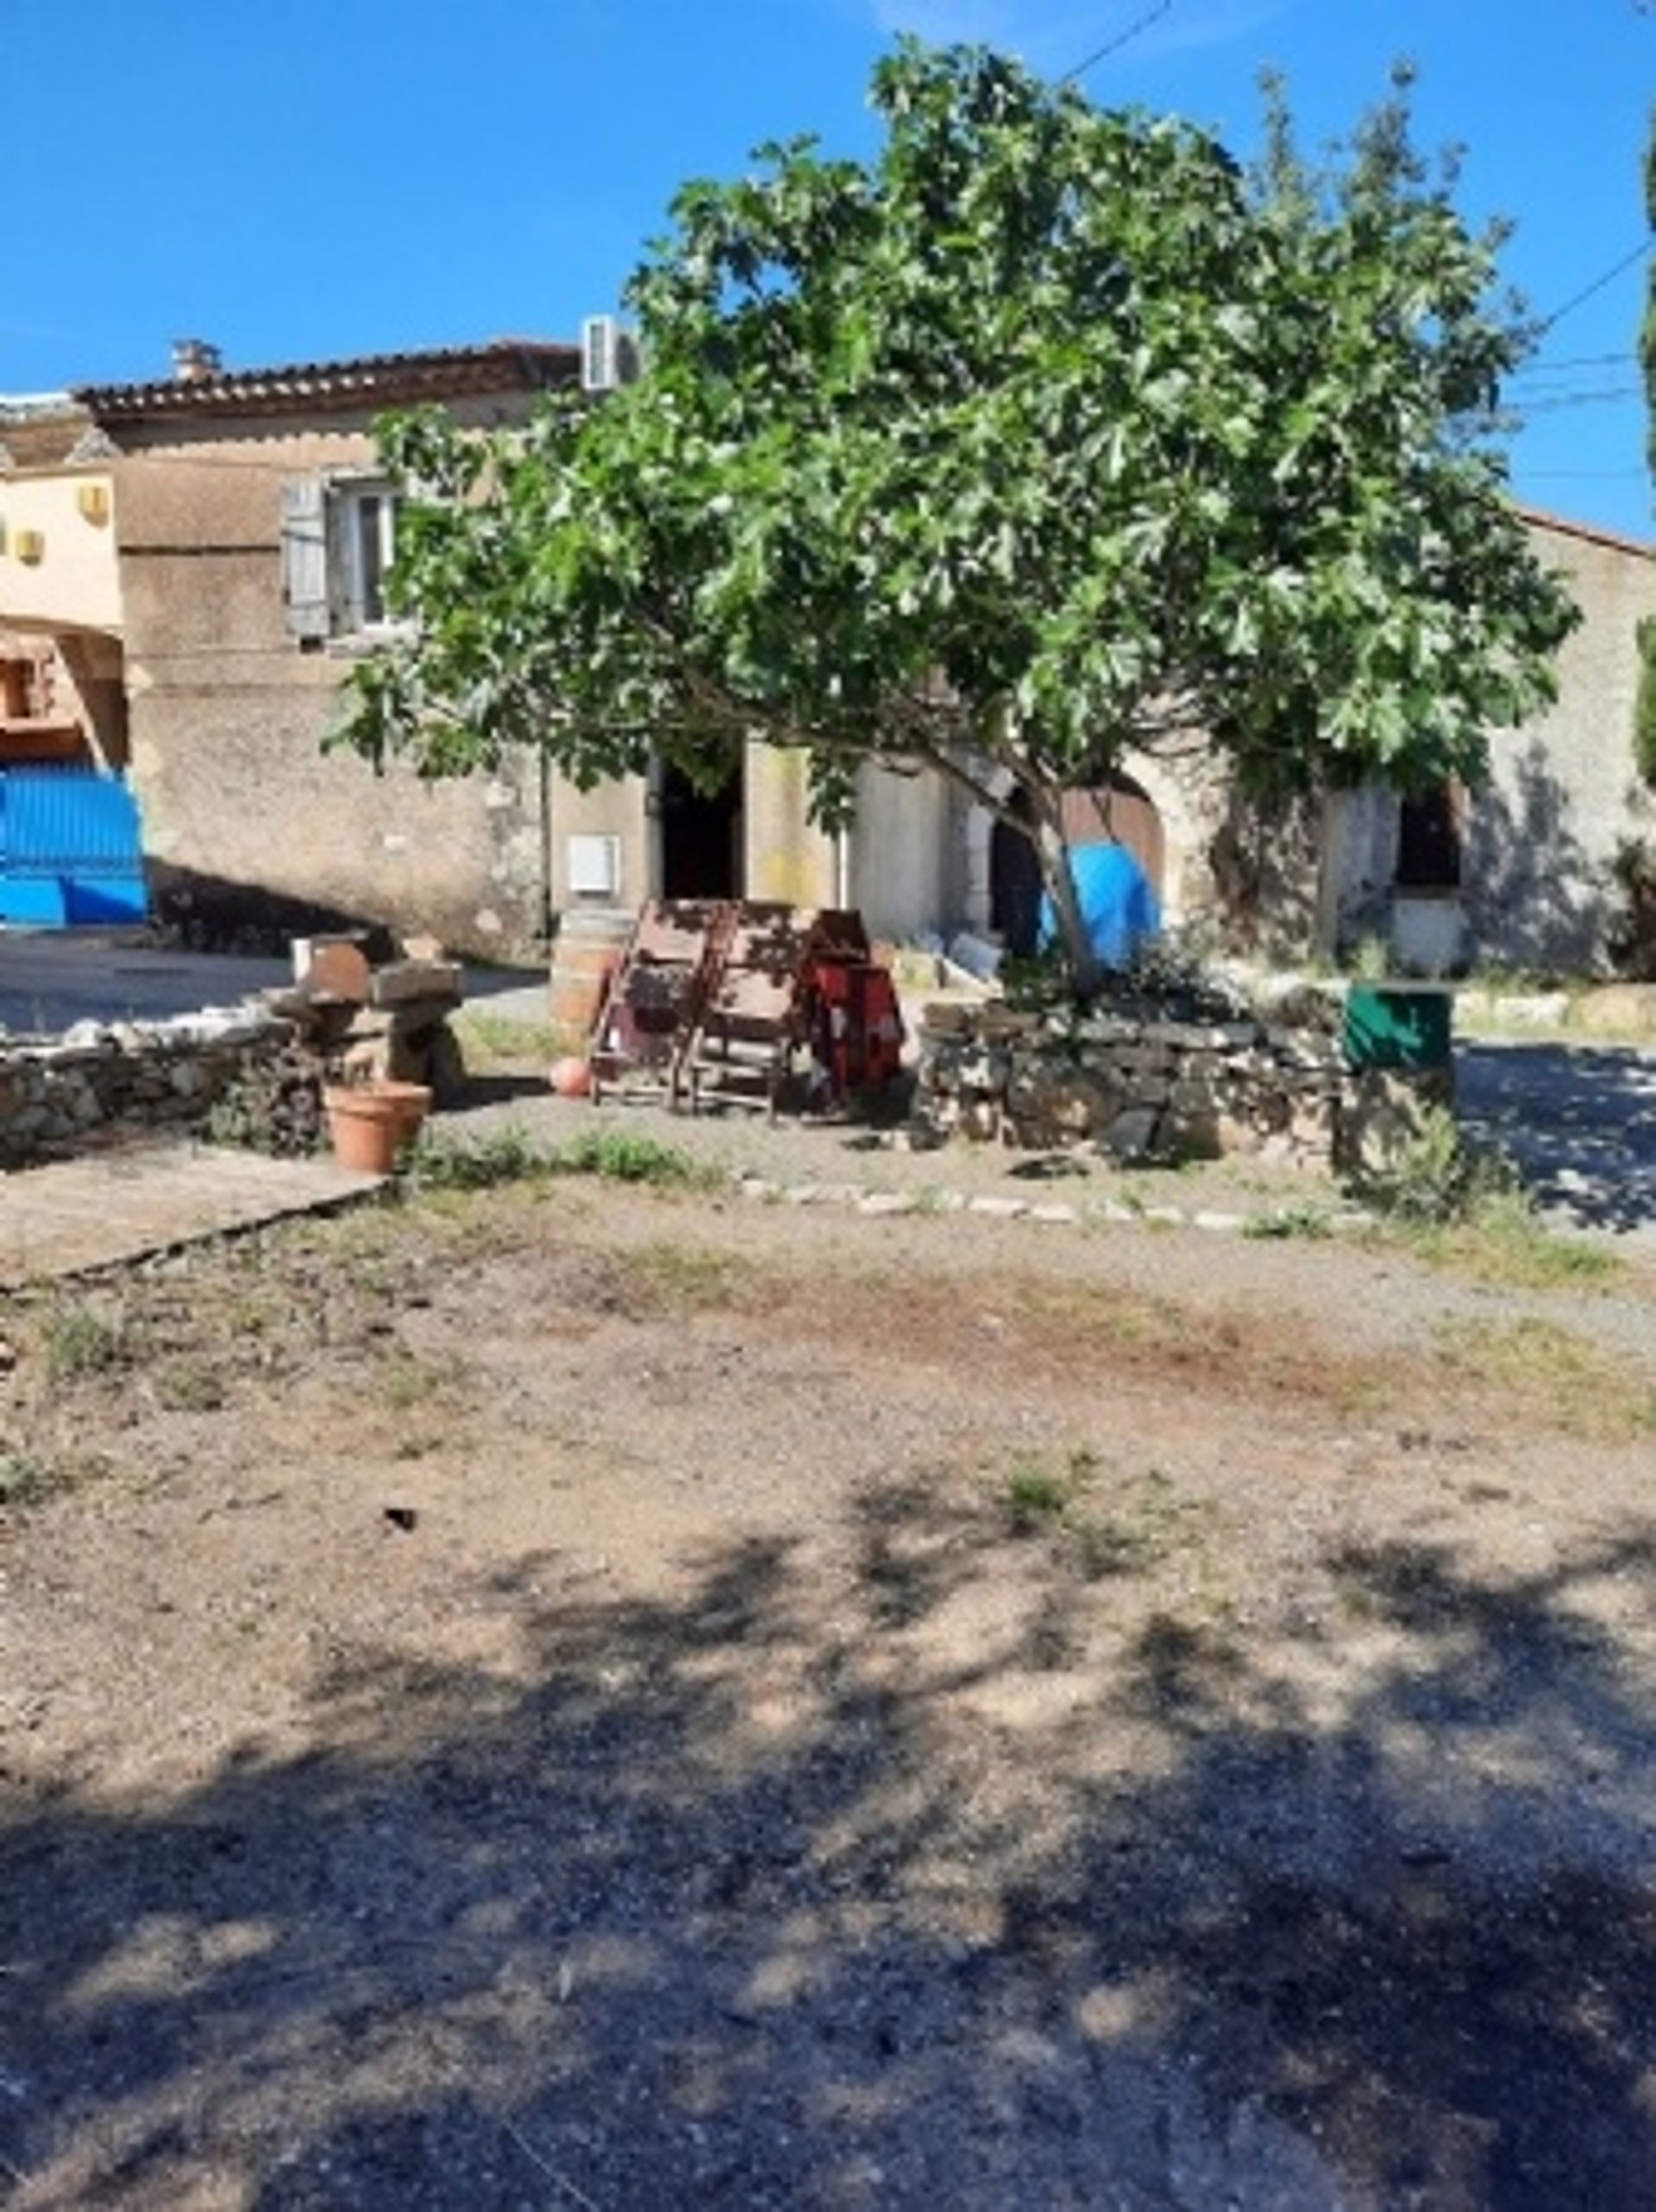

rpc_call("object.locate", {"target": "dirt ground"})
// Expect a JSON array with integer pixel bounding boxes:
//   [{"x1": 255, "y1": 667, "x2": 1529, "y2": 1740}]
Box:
[{"x1": 4, "y1": 1166, "x2": 1656, "y2": 2210}]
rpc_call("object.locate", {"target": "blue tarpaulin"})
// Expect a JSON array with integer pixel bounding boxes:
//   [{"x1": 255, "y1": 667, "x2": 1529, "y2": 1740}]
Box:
[{"x1": 1039, "y1": 841, "x2": 1161, "y2": 968}]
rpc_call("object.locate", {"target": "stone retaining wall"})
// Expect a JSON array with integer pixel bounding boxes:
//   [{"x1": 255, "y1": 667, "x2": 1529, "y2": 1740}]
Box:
[
  {"x1": 916, "y1": 999, "x2": 1346, "y2": 1168},
  {"x1": 0, "y1": 1008, "x2": 287, "y2": 1170}
]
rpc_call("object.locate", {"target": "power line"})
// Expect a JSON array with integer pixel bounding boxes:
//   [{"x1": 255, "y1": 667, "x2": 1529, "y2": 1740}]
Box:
[
  {"x1": 1510, "y1": 350, "x2": 1635, "y2": 376},
  {"x1": 1537, "y1": 237, "x2": 1654, "y2": 334},
  {"x1": 1062, "y1": 0, "x2": 1173, "y2": 83}
]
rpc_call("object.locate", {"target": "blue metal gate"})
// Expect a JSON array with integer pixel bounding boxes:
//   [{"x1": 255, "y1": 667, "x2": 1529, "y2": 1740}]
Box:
[{"x1": 0, "y1": 766, "x2": 147, "y2": 927}]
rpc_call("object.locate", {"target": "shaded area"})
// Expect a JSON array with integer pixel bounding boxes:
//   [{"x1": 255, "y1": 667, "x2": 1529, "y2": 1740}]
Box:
[
  {"x1": 7, "y1": 1497, "x2": 1656, "y2": 2209},
  {"x1": 1458, "y1": 1039, "x2": 1656, "y2": 1237}
]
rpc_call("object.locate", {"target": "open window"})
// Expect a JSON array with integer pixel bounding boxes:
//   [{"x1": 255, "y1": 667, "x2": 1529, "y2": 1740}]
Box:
[{"x1": 281, "y1": 476, "x2": 405, "y2": 644}]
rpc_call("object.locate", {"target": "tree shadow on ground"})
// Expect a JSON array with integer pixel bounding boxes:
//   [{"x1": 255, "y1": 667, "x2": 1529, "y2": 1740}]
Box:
[
  {"x1": 8, "y1": 1499, "x2": 1656, "y2": 2209},
  {"x1": 1457, "y1": 1039, "x2": 1656, "y2": 1234}
]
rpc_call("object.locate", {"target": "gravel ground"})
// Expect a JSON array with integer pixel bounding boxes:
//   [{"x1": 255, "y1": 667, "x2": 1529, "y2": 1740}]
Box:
[{"x1": 3, "y1": 1153, "x2": 1656, "y2": 2209}]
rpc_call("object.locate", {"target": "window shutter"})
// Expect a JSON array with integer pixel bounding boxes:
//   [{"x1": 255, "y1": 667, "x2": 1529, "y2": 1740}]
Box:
[{"x1": 280, "y1": 478, "x2": 329, "y2": 641}]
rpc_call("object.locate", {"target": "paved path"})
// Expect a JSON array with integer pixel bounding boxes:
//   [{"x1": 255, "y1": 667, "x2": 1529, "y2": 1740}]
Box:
[{"x1": 1, "y1": 1145, "x2": 383, "y2": 1289}]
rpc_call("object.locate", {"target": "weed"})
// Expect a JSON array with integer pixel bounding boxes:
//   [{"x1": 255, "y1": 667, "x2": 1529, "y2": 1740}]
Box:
[
  {"x1": 453, "y1": 1009, "x2": 561, "y2": 1069},
  {"x1": 382, "y1": 1350, "x2": 445, "y2": 1411},
  {"x1": 41, "y1": 1299, "x2": 131, "y2": 1383},
  {"x1": 1430, "y1": 1316, "x2": 1656, "y2": 1442},
  {"x1": 1244, "y1": 1203, "x2": 1333, "y2": 1241},
  {"x1": 624, "y1": 1241, "x2": 741, "y2": 1309},
  {"x1": 1362, "y1": 1104, "x2": 1524, "y2": 1229},
  {"x1": 1005, "y1": 1459, "x2": 1072, "y2": 1530},
  {"x1": 556, "y1": 1128, "x2": 718, "y2": 1189},
  {"x1": 154, "y1": 1358, "x2": 229, "y2": 1413},
  {"x1": 405, "y1": 1123, "x2": 555, "y2": 1191},
  {"x1": 0, "y1": 1453, "x2": 53, "y2": 1507}
]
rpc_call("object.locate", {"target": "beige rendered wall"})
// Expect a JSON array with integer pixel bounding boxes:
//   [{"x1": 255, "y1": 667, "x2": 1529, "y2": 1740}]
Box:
[
  {"x1": 1461, "y1": 520, "x2": 1656, "y2": 972},
  {"x1": 112, "y1": 417, "x2": 550, "y2": 955},
  {"x1": 744, "y1": 744, "x2": 837, "y2": 908}
]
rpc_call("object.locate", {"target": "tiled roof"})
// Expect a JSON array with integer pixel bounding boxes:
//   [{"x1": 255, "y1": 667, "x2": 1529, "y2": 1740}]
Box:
[
  {"x1": 0, "y1": 400, "x2": 92, "y2": 469},
  {"x1": 1518, "y1": 505, "x2": 1653, "y2": 560},
  {"x1": 72, "y1": 339, "x2": 580, "y2": 422}
]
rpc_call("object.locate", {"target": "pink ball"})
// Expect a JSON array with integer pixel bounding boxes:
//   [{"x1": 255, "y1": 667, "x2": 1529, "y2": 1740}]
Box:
[{"x1": 549, "y1": 1055, "x2": 592, "y2": 1098}]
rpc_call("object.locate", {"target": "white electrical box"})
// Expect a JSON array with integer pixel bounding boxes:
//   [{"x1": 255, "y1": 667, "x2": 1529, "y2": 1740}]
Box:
[{"x1": 567, "y1": 833, "x2": 621, "y2": 896}]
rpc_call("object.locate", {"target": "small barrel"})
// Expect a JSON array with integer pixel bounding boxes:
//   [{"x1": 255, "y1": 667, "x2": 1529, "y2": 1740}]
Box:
[{"x1": 549, "y1": 907, "x2": 632, "y2": 1054}]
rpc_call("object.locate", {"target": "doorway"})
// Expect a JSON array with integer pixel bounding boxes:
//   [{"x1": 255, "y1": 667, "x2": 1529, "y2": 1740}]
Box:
[{"x1": 658, "y1": 760, "x2": 743, "y2": 901}]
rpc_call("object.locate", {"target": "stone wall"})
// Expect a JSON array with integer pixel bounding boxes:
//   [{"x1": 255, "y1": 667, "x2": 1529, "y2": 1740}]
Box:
[
  {"x1": 916, "y1": 997, "x2": 1345, "y2": 1168},
  {"x1": 0, "y1": 1007, "x2": 285, "y2": 1169}
]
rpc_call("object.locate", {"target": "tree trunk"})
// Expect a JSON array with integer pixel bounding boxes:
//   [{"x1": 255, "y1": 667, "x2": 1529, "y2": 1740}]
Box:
[{"x1": 1030, "y1": 804, "x2": 1101, "y2": 1001}]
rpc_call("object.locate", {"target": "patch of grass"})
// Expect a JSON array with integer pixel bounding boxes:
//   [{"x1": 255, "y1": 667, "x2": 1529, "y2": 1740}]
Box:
[
  {"x1": 1430, "y1": 1316, "x2": 1656, "y2": 1442},
  {"x1": 0, "y1": 1453, "x2": 54, "y2": 1508},
  {"x1": 1005, "y1": 1459, "x2": 1074, "y2": 1530},
  {"x1": 153, "y1": 1357, "x2": 229, "y2": 1413},
  {"x1": 41, "y1": 1298, "x2": 133, "y2": 1384},
  {"x1": 1002, "y1": 1451, "x2": 1198, "y2": 1580},
  {"x1": 556, "y1": 1128, "x2": 720, "y2": 1189},
  {"x1": 624, "y1": 1240, "x2": 742, "y2": 1310},
  {"x1": 404, "y1": 1122, "x2": 556, "y2": 1191},
  {"x1": 1245, "y1": 1203, "x2": 1333, "y2": 1241},
  {"x1": 453, "y1": 1009, "x2": 561, "y2": 1071},
  {"x1": 1402, "y1": 1204, "x2": 1624, "y2": 1293},
  {"x1": 380, "y1": 1349, "x2": 447, "y2": 1411}
]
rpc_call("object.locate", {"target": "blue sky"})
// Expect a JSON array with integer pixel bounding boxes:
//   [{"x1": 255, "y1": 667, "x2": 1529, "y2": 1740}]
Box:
[{"x1": 7, "y1": 0, "x2": 1653, "y2": 537}]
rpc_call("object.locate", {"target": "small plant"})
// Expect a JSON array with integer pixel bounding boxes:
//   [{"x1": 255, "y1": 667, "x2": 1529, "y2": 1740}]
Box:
[
  {"x1": 153, "y1": 1357, "x2": 229, "y2": 1412},
  {"x1": 403, "y1": 1122, "x2": 555, "y2": 1191},
  {"x1": 1005, "y1": 1459, "x2": 1072, "y2": 1530},
  {"x1": 0, "y1": 1453, "x2": 53, "y2": 1508},
  {"x1": 556, "y1": 1128, "x2": 716, "y2": 1187},
  {"x1": 1349, "y1": 933, "x2": 1391, "y2": 983},
  {"x1": 41, "y1": 1299, "x2": 131, "y2": 1383},
  {"x1": 1244, "y1": 1203, "x2": 1333, "y2": 1241},
  {"x1": 1363, "y1": 1103, "x2": 1522, "y2": 1228},
  {"x1": 201, "y1": 1053, "x2": 323, "y2": 1157}
]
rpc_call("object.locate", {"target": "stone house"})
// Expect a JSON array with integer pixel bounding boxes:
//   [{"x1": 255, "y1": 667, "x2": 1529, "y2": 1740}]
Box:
[
  {"x1": 43, "y1": 331, "x2": 1656, "y2": 973},
  {"x1": 1320, "y1": 510, "x2": 1656, "y2": 977},
  {"x1": 0, "y1": 399, "x2": 126, "y2": 773}
]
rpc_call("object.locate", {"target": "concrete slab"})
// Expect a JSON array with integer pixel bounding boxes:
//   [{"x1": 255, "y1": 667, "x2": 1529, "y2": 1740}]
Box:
[{"x1": 0, "y1": 1144, "x2": 385, "y2": 1288}]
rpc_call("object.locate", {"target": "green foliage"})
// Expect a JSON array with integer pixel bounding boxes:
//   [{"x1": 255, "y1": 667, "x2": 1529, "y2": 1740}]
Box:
[
  {"x1": 405, "y1": 1120, "x2": 717, "y2": 1192},
  {"x1": 0, "y1": 1453, "x2": 53, "y2": 1508},
  {"x1": 1244, "y1": 1203, "x2": 1333, "y2": 1241},
  {"x1": 41, "y1": 1299, "x2": 131, "y2": 1383},
  {"x1": 404, "y1": 1122, "x2": 557, "y2": 1191},
  {"x1": 1635, "y1": 624, "x2": 1656, "y2": 788},
  {"x1": 555, "y1": 1128, "x2": 717, "y2": 1187},
  {"x1": 1362, "y1": 1103, "x2": 1525, "y2": 1227},
  {"x1": 337, "y1": 41, "x2": 1578, "y2": 983},
  {"x1": 1609, "y1": 838, "x2": 1656, "y2": 977}
]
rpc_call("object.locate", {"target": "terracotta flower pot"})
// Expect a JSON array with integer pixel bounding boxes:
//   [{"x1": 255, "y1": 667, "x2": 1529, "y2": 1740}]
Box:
[{"x1": 322, "y1": 1081, "x2": 432, "y2": 1174}]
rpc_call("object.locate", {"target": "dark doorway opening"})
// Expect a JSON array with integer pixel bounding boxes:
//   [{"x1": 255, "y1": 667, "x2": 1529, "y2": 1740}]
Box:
[
  {"x1": 1396, "y1": 784, "x2": 1464, "y2": 889},
  {"x1": 659, "y1": 760, "x2": 743, "y2": 901},
  {"x1": 990, "y1": 791, "x2": 1044, "y2": 958}
]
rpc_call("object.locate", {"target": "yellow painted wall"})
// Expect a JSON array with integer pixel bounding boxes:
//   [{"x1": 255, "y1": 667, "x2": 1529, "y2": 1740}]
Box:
[{"x1": 0, "y1": 472, "x2": 120, "y2": 632}]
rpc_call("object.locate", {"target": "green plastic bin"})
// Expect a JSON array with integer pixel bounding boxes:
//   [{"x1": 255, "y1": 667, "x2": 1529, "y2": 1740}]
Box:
[{"x1": 1343, "y1": 984, "x2": 1453, "y2": 1071}]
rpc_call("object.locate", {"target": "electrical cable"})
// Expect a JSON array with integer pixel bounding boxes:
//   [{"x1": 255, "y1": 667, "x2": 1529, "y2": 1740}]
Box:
[{"x1": 1062, "y1": 0, "x2": 1173, "y2": 83}]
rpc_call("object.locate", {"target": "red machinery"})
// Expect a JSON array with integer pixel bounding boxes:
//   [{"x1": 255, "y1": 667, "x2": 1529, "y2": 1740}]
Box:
[{"x1": 586, "y1": 899, "x2": 904, "y2": 1116}]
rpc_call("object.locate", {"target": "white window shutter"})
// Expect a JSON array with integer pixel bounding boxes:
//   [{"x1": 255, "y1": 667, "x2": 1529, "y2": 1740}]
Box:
[{"x1": 280, "y1": 478, "x2": 329, "y2": 640}]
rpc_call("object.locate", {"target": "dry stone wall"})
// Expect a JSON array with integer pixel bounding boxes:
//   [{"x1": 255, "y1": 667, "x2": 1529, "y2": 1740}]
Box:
[
  {"x1": 0, "y1": 1008, "x2": 288, "y2": 1169},
  {"x1": 916, "y1": 997, "x2": 1346, "y2": 1168}
]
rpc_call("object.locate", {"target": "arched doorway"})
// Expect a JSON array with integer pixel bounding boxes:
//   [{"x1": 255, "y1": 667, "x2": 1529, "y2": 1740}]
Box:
[{"x1": 1059, "y1": 772, "x2": 1166, "y2": 902}]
